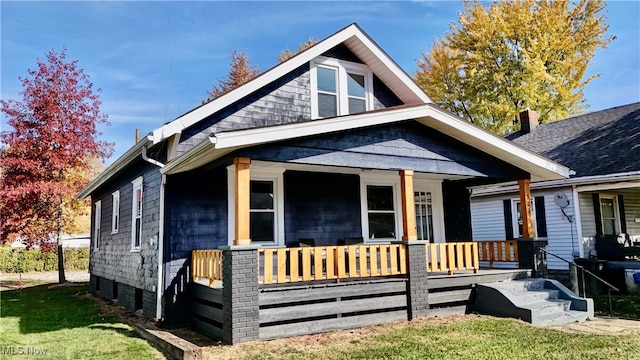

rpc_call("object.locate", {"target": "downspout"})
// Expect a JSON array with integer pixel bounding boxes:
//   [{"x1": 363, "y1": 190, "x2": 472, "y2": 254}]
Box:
[{"x1": 141, "y1": 145, "x2": 166, "y2": 320}]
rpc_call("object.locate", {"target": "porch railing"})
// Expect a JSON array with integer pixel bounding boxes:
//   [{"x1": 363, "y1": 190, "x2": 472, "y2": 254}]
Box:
[
  {"x1": 477, "y1": 240, "x2": 518, "y2": 267},
  {"x1": 192, "y1": 249, "x2": 223, "y2": 286},
  {"x1": 425, "y1": 242, "x2": 479, "y2": 275},
  {"x1": 258, "y1": 244, "x2": 407, "y2": 285}
]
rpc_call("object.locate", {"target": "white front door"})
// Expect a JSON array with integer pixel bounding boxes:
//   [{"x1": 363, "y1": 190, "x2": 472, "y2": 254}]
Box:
[{"x1": 414, "y1": 179, "x2": 446, "y2": 243}]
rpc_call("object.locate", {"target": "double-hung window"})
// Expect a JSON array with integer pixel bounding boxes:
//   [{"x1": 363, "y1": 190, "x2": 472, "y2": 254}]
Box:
[
  {"x1": 250, "y1": 180, "x2": 276, "y2": 243},
  {"x1": 600, "y1": 195, "x2": 619, "y2": 235},
  {"x1": 111, "y1": 190, "x2": 120, "y2": 234},
  {"x1": 94, "y1": 200, "x2": 101, "y2": 250},
  {"x1": 131, "y1": 177, "x2": 143, "y2": 250},
  {"x1": 311, "y1": 57, "x2": 373, "y2": 119},
  {"x1": 512, "y1": 199, "x2": 536, "y2": 238},
  {"x1": 360, "y1": 174, "x2": 400, "y2": 241}
]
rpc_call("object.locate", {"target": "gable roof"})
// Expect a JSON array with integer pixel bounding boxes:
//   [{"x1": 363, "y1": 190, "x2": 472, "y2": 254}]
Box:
[
  {"x1": 506, "y1": 102, "x2": 640, "y2": 177},
  {"x1": 161, "y1": 103, "x2": 570, "y2": 182},
  {"x1": 150, "y1": 23, "x2": 431, "y2": 145}
]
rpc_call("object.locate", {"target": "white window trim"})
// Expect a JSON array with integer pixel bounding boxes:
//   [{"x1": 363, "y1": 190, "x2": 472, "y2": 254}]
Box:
[
  {"x1": 94, "y1": 200, "x2": 101, "y2": 250},
  {"x1": 131, "y1": 177, "x2": 143, "y2": 251},
  {"x1": 512, "y1": 198, "x2": 537, "y2": 238},
  {"x1": 360, "y1": 172, "x2": 402, "y2": 242},
  {"x1": 310, "y1": 56, "x2": 374, "y2": 119},
  {"x1": 599, "y1": 194, "x2": 621, "y2": 235},
  {"x1": 111, "y1": 190, "x2": 120, "y2": 234},
  {"x1": 227, "y1": 163, "x2": 285, "y2": 247},
  {"x1": 413, "y1": 179, "x2": 446, "y2": 243}
]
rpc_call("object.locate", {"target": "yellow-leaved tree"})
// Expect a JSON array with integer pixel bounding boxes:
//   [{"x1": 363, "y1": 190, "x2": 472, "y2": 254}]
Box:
[{"x1": 415, "y1": 0, "x2": 613, "y2": 134}]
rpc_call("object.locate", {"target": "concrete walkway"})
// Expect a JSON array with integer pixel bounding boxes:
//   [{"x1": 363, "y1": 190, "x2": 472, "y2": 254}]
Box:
[{"x1": 550, "y1": 317, "x2": 640, "y2": 334}]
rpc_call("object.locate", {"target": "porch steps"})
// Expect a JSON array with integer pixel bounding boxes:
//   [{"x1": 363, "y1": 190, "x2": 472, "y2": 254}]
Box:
[{"x1": 475, "y1": 278, "x2": 594, "y2": 326}]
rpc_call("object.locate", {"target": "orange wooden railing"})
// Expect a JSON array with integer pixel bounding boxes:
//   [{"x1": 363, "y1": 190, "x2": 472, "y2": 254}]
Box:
[
  {"x1": 425, "y1": 242, "x2": 479, "y2": 275},
  {"x1": 477, "y1": 240, "x2": 519, "y2": 267},
  {"x1": 192, "y1": 249, "x2": 223, "y2": 286},
  {"x1": 258, "y1": 244, "x2": 407, "y2": 285}
]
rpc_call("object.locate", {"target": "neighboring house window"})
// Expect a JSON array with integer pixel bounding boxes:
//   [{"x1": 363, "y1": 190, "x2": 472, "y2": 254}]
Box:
[
  {"x1": 600, "y1": 195, "x2": 619, "y2": 235},
  {"x1": 111, "y1": 190, "x2": 120, "y2": 234},
  {"x1": 360, "y1": 174, "x2": 400, "y2": 241},
  {"x1": 503, "y1": 196, "x2": 547, "y2": 239},
  {"x1": 311, "y1": 57, "x2": 373, "y2": 119},
  {"x1": 512, "y1": 199, "x2": 536, "y2": 238},
  {"x1": 94, "y1": 200, "x2": 101, "y2": 250},
  {"x1": 131, "y1": 177, "x2": 143, "y2": 250}
]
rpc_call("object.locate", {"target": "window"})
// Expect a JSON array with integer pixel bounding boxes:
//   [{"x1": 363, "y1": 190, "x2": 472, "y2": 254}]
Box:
[
  {"x1": 415, "y1": 191, "x2": 434, "y2": 242},
  {"x1": 360, "y1": 174, "x2": 400, "y2": 241},
  {"x1": 250, "y1": 180, "x2": 275, "y2": 242},
  {"x1": 600, "y1": 196, "x2": 618, "y2": 235},
  {"x1": 94, "y1": 201, "x2": 101, "y2": 250},
  {"x1": 512, "y1": 199, "x2": 536, "y2": 238},
  {"x1": 311, "y1": 57, "x2": 373, "y2": 118},
  {"x1": 131, "y1": 177, "x2": 143, "y2": 250},
  {"x1": 227, "y1": 165, "x2": 285, "y2": 246},
  {"x1": 111, "y1": 190, "x2": 120, "y2": 234}
]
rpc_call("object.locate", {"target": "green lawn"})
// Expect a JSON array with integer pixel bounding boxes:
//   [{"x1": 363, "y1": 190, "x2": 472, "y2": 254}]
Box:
[
  {"x1": 593, "y1": 293, "x2": 640, "y2": 320},
  {"x1": 0, "y1": 284, "x2": 165, "y2": 360},
  {"x1": 220, "y1": 316, "x2": 640, "y2": 360}
]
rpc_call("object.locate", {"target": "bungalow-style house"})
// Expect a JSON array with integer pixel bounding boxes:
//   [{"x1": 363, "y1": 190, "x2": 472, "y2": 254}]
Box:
[
  {"x1": 79, "y1": 24, "x2": 583, "y2": 344},
  {"x1": 470, "y1": 103, "x2": 640, "y2": 276}
]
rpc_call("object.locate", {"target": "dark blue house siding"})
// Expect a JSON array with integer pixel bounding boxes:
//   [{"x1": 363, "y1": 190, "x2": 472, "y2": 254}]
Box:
[
  {"x1": 162, "y1": 166, "x2": 228, "y2": 325},
  {"x1": 283, "y1": 171, "x2": 362, "y2": 246},
  {"x1": 239, "y1": 122, "x2": 528, "y2": 180}
]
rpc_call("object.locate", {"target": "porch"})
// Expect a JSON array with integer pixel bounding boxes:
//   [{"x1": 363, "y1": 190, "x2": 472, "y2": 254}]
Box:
[{"x1": 189, "y1": 240, "x2": 533, "y2": 343}]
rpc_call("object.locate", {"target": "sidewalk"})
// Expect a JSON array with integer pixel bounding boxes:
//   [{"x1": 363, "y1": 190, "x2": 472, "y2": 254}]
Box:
[
  {"x1": 550, "y1": 317, "x2": 640, "y2": 334},
  {"x1": 0, "y1": 270, "x2": 89, "y2": 283}
]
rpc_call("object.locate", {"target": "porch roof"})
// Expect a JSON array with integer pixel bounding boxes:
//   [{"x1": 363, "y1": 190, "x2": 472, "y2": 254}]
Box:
[{"x1": 161, "y1": 103, "x2": 571, "y2": 182}]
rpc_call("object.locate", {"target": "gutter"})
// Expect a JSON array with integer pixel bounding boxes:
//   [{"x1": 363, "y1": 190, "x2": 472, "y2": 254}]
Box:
[{"x1": 470, "y1": 171, "x2": 640, "y2": 197}]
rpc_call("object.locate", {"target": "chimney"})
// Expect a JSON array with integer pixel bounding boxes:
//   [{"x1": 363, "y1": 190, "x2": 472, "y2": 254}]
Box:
[
  {"x1": 519, "y1": 109, "x2": 539, "y2": 134},
  {"x1": 135, "y1": 128, "x2": 140, "y2": 143}
]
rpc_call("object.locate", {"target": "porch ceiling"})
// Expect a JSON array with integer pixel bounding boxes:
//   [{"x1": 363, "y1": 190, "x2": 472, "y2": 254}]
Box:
[{"x1": 161, "y1": 104, "x2": 570, "y2": 182}]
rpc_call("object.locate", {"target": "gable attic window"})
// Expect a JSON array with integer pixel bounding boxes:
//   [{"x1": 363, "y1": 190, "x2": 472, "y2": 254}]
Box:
[{"x1": 311, "y1": 57, "x2": 373, "y2": 119}]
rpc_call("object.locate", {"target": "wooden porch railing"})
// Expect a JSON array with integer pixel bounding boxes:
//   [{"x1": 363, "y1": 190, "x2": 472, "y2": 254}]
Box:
[
  {"x1": 258, "y1": 244, "x2": 407, "y2": 285},
  {"x1": 192, "y1": 249, "x2": 223, "y2": 286},
  {"x1": 425, "y1": 242, "x2": 479, "y2": 275},
  {"x1": 477, "y1": 240, "x2": 519, "y2": 267}
]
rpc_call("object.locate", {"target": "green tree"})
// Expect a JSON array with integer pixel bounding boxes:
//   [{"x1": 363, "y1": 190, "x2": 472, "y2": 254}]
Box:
[
  {"x1": 278, "y1": 37, "x2": 319, "y2": 63},
  {"x1": 204, "y1": 49, "x2": 260, "y2": 103},
  {"x1": 415, "y1": 0, "x2": 613, "y2": 134}
]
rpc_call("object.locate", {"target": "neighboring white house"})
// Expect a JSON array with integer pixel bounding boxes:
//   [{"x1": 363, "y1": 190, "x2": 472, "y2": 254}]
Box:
[{"x1": 470, "y1": 103, "x2": 640, "y2": 270}]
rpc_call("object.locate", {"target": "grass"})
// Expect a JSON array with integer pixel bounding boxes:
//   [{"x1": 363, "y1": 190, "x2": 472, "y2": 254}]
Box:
[
  {"x1": 216, "y1": 316, "x2": 640, "y2": 360},
  {"x1": 0, "y1": 283, "x2": 165, "y2": 360}
]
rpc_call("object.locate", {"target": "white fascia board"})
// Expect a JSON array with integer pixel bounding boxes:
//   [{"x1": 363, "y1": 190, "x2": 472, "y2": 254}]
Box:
[
  {"x1": 151, "y1": 24, "x2": 430, "y2": 145},
  {"x1": 77, "y1": 138, "x2": 152, "y2": 199},
  {"x1": 470, "y1": 171, "x2": 640, "y2": 197},
  {"x1": 162, "y1": 103, "x2": 570, "y2": 181},
  {"x1": 416, "y1": 106, "x2": 571, "y2": 181}
]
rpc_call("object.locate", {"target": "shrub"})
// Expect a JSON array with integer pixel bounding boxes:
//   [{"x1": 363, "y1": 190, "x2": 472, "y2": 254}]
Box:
[{"x1": 0, "y1": 245, "x2": 89, "y2": 273}]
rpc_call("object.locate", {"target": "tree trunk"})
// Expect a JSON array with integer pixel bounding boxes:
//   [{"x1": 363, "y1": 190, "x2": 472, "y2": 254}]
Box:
[{"x1": 57, "y1": 199, "x2": 66, "y2": 283}]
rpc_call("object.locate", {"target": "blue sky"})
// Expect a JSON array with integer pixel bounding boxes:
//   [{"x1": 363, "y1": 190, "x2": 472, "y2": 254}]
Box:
[{"x1": 2, "y1": 1, "x2": 639, "y2": 163}]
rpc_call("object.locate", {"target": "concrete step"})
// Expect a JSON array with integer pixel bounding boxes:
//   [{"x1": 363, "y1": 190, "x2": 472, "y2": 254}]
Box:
[
  {"x1": 519, "y1": 298, "x2": 572, "y2": 313},
  {"x1": 513, "y1": 289, "x2": 560, "y2": 303},
  {"x1": 537, "y1": 310, "x2": 592, "y2": 327}
]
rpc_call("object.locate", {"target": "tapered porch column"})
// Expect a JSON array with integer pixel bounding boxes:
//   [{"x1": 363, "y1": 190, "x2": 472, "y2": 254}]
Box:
[
  {"x1": 518, "y1": 178, "x2": 534, "y2": 238},
  {"x1": 400, "y1": 170, "x2": 417, "y2": 241},
  {"x1": 234, "y1": 157, "x2": 252, "y2": 246}
]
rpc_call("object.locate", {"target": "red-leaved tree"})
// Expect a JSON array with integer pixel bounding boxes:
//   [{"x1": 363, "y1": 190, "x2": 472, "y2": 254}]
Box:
[{"x1": 0, "y1": 48, "x2": 113, "y2": 282}]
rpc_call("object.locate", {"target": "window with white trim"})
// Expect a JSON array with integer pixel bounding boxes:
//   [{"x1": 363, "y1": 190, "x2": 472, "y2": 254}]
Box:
[
  {"x1": 360, "y1": 174, "x2": 401, "y2": 241},
  {"x1": 94, "y1": 200, "x2": 101, "y2": 250},
  {"x1": 600, "y1": 195, "x2": 619, "y2": 235},
  {"x1": 227, "y1": 164, "x2": 285, "y2": 246},
  {"x1": 131, "y1": 177, "x2": 143, "y2": 250},
  {"x1": 111, "y1": 190, "x2": 120, "y2": 234},
  {"x1": 512, "y1": 199, "x2": 536, "y2": 238},
  {"x1": 311, "y1": 57, "x2": 373, "y2": 119}
]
